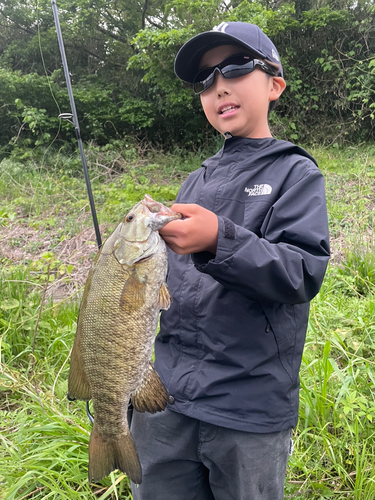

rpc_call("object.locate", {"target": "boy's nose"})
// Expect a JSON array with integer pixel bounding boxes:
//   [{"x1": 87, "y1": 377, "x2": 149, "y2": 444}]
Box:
[{"x1": 213, "y1": 73, "x2": 231, "y2": 97}]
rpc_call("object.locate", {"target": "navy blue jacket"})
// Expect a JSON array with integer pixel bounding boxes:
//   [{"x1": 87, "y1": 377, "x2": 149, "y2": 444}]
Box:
[{"x1": 155, "y1": 136, "x2": 330, "y2": 433}]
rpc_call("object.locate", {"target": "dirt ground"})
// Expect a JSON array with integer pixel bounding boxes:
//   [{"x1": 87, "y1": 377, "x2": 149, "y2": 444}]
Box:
[
  {"x1": 0, "y1": 219, "x2": 106, "y2": 301},
  {"x1": 1, "y1": 214, "x2": 371, "y2": 303}
]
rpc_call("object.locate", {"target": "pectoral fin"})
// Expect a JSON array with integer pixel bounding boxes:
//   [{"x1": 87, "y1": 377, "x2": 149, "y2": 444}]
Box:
[
  {"x1": 131, "y1": 363, "x2": 169, "y2": 413},
  {"x1": 119, "y1": 271, "x2": 146, "y2": 313},
  {"x1": 157, "y1": 282, "x2": 172, "y2": 310}
]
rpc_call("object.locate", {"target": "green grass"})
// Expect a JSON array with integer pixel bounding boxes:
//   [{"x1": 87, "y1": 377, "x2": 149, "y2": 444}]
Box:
[
  {"x1": 286, "y1": 266, "x2": 375, "y2": 498},
  {"x1": 1, "y1": 143, "x2": 375, "y2": 499}
]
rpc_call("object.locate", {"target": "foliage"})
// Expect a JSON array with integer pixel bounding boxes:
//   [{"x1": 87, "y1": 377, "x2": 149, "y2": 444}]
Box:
[
  {"x1": 0, "y1": 271, "x2": 130, "y2": 499},
  {"x1": 131, "y1": 0, "x2": 375, "y2": 145},
  {"x1": 0, "y1": 0, "x2": 374, "y2": 155}
]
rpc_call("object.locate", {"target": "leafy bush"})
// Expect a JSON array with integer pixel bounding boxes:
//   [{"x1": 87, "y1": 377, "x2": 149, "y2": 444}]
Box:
[{"x1": 1, "y1": 0, "x2": 375, "y2": 155}]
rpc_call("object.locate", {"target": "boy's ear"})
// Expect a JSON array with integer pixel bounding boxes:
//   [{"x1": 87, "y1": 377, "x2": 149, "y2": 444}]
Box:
[{"x1": 269, "y1": 76, "x2": 286, "y2": 102}]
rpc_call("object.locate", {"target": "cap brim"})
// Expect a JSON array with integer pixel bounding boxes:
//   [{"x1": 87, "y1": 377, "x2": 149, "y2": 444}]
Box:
[{"x1": 174, "y1": 31, "x2": 267, "y2": 84}]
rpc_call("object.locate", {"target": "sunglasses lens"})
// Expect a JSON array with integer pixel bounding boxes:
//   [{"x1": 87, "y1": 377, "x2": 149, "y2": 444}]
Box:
[
  {"x1": 221, "y1": 61, "x2": 256, "y2": 79},
  {"x1": 193, "y1": 69, "x2": 215, "y2": 94},
  {"x1": 193, "y1": 56, "x2": 277, "y2": 94},
  {"x1": 193, "y1": 81, "x2": 205, "y2": 94}
]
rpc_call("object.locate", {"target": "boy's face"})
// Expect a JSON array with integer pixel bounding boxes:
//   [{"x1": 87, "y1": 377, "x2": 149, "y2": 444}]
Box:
[{"x1": 198, "y1": 44, "x2": 285, "y2": 139}]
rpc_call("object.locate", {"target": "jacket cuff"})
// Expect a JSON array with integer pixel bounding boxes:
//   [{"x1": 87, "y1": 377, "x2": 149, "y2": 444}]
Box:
[{"x1": 192, "y1": 216, "x2": 239, "y2": 272}]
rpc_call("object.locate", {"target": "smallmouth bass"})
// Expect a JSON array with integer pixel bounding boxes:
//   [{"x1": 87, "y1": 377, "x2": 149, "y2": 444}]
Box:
[{"x1": 67, "y1": 194, "x2": 181, "y2": 484}]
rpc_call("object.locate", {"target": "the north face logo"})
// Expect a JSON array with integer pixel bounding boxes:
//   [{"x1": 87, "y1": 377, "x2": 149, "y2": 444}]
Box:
[{"x1": 245, "y1": 184, "x2": 272, "y2": 196}]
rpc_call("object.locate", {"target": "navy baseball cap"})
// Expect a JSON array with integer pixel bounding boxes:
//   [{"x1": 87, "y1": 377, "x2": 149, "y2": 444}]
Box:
[{"x1": 174, "y1": 21, "x2": 283, "y2": 83}]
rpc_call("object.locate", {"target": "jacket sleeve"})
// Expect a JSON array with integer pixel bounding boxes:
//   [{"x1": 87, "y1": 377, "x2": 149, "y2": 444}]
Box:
[{"x1": 192, "y1": 168, "x2": 330, "y2": 305}]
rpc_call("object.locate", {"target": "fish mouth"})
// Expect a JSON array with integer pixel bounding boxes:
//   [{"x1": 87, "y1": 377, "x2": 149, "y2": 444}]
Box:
[
  {"x1": 142, "y1": 195, "x2": 163, "y2": 214},
  {"x1": 142, "y1": 194, "x2": 181, "y2": 220},
  {"x1": 157, "y1": 207, "x2": 182, "y2": 218}
]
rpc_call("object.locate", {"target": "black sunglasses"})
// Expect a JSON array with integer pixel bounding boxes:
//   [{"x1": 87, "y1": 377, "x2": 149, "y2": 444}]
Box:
[{"x1": 193, "y1": 54, "x2": 278, "y2": 95}]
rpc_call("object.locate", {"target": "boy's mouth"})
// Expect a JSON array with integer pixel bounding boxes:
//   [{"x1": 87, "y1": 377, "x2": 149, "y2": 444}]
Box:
[{"x1": 218, "y1": 103, "x2": 239, "y2": 115}]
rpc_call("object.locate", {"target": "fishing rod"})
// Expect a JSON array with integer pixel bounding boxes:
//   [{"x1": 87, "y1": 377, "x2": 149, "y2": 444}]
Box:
[
  {"x1": 51, "y1": 0, "x2": 102, "y2": 250},
  {"x1": 51, "y1": 0, "x2": 99, "y2": 424}
]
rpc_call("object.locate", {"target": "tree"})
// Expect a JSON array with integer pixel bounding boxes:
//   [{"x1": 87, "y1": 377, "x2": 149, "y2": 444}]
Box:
[{"x1": 0, "y1": 0, "x2": 374, "y2": 154}]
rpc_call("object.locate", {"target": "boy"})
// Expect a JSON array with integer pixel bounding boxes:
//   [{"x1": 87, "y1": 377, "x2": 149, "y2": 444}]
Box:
[{"x1": 131, "y1": 21, "x2": 330, "y2": 500}]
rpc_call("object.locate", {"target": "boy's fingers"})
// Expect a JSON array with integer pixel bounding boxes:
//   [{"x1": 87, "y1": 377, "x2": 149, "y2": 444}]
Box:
[
  {"x1": 159, "y1": 219, "x2": 185, "y2": 236},
  {"x1": 159, "y1": 204, "x2": 199, "y2": 235},
  {"x1": 171, "y1": 203, "x2": 199, "y2": 217},
  {"x1": 159, "y1": 203, "x2": 218, "y2": 255}
]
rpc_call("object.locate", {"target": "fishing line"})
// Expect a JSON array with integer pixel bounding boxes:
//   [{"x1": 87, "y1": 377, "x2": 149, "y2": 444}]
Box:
[
  {"x1": 51, "y1": 0, "x2": 102, "y2": 425},
  {"x1": 35, "y1": 0, "x2": 61, "y2": 161}
]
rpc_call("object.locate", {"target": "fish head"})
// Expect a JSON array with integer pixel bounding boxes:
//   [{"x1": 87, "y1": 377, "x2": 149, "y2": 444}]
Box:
[
  {"x1": 120, "y1": 194, "x2": 181, "y2": 242},
  {"x1": 102, "y1": 195, "x2": 181, "y2": 266},
  {"x1": 142, "y1": 194, "x2": 182, "y2": 231}
]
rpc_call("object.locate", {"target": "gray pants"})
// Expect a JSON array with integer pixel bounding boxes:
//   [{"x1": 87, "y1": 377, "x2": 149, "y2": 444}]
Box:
[{"x1": 130, "y1": 408, "x2": 291, "y2": 500}]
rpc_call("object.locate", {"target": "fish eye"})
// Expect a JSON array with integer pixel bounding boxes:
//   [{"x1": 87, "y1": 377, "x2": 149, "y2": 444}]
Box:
[{"x1": 126, "y1": 214, "x2": 135, "y2": 222}]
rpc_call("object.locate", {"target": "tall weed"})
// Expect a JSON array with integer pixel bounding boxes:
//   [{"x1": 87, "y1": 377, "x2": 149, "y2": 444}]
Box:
[{"x1": 1, "y1": 145, "x2": 375, "y2": 499}]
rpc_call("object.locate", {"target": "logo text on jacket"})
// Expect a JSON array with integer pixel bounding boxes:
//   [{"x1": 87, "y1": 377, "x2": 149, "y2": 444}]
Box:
[{"x1": 244, "y1": 184, "x2": 272, "y2": 196}]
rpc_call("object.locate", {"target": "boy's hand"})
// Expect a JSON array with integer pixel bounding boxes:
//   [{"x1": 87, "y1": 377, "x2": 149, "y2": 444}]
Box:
[{"x1": 159, "y1": 204, "x2": 218, "y2": 255}]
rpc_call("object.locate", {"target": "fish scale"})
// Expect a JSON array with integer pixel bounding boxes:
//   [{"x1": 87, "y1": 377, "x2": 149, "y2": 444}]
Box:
[
  {"x1": 81, "y1": 253, "x2": 164, "y2": 430},
  {"x1": 67, "y1": 194, "x2": 181, "y2": 484}
]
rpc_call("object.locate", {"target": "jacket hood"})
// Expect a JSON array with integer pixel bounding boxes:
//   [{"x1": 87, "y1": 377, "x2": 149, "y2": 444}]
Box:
[{"x1": 201, "y1": 137, "x2": 317, "y2": 171}]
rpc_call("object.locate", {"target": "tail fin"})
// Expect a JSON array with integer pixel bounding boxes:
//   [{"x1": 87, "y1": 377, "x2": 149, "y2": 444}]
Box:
[{"x1": 88, "y1": 421, "x2": 142, "y2": 485}]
